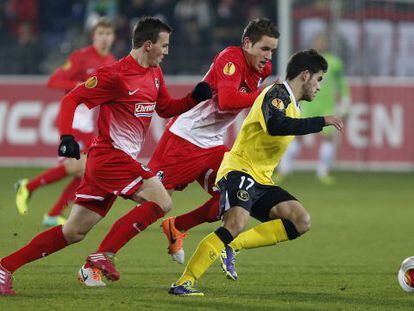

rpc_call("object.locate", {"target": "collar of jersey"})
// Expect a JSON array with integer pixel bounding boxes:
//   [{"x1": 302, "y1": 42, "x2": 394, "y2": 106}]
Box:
[
  {"x1": 282, "y1": 81, "x2": 300, "y2": 110},
  {"x1": 125, "y1": 54, "x2": 151, "y2": 73}
]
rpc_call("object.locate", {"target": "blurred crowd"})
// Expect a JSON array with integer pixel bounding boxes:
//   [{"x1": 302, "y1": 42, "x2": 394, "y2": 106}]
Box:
[
  {"x1": 0, "y1": 0, "x2": 413, "y2": 76},
  {"x1": 0, "y1": 0, "x2": 277, "y2": 75}
]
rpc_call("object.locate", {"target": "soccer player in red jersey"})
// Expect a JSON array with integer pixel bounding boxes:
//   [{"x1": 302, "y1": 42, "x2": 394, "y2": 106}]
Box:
[
  {"x1": 15, "y1": 18, "x2": 116, "y2": 227},
  {"x1": 77, "y1": 18, "x2": 279, "y2": 286},
  {"x1": 0, "y1": 16, "x2": 212, "y2": 295},
  {"x1": 154, "y1": 18, "x2": 279, "y2": 264}
]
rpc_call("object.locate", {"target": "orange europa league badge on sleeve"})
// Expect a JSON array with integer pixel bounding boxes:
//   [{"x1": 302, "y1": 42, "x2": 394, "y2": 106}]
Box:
[
  {"x1": 85, "y1": 76, "x2": 98, "y2": 88},
  {"x1": 223, "y1": 62, "x2": 236, "y2": 76},
  {"x1": 271, "y1": 98, "x2": 285, "y2": 110},
  {"x1": 61, "y1": 60, "x2": 71, "y2": 70}
]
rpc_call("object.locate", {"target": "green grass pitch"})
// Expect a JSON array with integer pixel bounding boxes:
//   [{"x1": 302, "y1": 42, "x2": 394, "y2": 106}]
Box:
[{"x1": 0, "y1": 167, "x2": 413, "y2": 310}]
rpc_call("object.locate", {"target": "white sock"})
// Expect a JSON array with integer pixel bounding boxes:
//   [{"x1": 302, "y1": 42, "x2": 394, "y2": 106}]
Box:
[
  {"x1": 278, "y1": 139, "x2": 301, "y2": 175},
  {"x1": 317, "y1": 140, "x2": 335, "y2": 177}
]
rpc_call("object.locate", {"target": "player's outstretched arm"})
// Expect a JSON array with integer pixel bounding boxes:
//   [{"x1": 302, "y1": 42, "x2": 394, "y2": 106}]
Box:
[
  {"x1": 262, "y1": 97, "x2": 324, "y2": 136},
  {"x1": 265, "y1": 108, "x2": 343, "y2": 136},
  {"x1": 323, "y1": 115, "x2": 344, "y2": 131},
  {"x1": 156, "y1": 81, "x2": 212, "y2": 118}
]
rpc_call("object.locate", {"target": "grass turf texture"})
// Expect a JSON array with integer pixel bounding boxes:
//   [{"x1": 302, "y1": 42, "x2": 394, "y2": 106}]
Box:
[{"x1": 0, "y1": 167, "x2": 413, "y2": 310}]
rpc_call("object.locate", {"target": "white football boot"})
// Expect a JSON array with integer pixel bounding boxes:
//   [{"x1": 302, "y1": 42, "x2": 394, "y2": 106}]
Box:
[{"x1": 78, "y1": 265, "x2": 106, "y2": 287}]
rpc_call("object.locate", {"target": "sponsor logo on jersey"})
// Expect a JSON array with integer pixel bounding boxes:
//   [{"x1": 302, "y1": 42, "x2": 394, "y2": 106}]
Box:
[
  {"x1": 271, "y1": 98, "x2": 285, "y2": 110},
  {"x1": 85, "y1": 76, "x2": 98, "y2": 88},
  {"x1": 134, "y1": 103, "x2": 156, "y2": 117},
  {"x1": 237, "y1": 189, "x2": 250, "y2": 202},
  {"x1": 223, "y1": 62, "x2": 236, "y2": 76},
  {"x1": 155, "y1": 78, "x2": 160, "y2": 89},
  {"x1": 61, "y1": 60, "x2": 71, "y2": 70}
]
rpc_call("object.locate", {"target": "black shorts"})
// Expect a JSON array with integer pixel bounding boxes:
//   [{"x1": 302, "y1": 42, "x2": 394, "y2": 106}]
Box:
[{"x1": 218, "y1": 171, "x2": 298, "y2": 222}]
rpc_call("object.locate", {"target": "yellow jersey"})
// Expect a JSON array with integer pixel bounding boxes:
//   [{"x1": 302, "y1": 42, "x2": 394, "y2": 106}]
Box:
[{"x1": 216, "y1": 82, "x2": 325, "y2": 185}]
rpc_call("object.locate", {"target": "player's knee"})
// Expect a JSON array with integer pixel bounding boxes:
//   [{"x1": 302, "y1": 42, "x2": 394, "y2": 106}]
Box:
[
  {"x1": 303, "y1": 214, "x2": 311, "y2": 233},
  {"x1": 157, "y1": 195, "x2": 172, "y2": 214},
  {"x1": 62, "y1": 227, "x2": 87, "y2": 244},
  {"x1": 224, "y1": 218, "x2": 245, "y2": 237},
  {"x1": 293, "y1": 213, "x2": 311, "y2": 235}
]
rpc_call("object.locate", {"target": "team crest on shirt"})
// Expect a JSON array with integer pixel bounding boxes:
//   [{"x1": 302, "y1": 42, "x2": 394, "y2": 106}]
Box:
[
  {"x1": 85, "y1": 76, "x2": 98, "y2": 88},
  {"x1": 155, "y1": 78, "x2": 160, "y2": 89},
  {"x1": 223, "y1": 62, "x2": 236, "y2": 76},
  {"x1": 271, "y1": 98, "x2": 285, "y2": 110},
  {"x1": 237, "y1": 190, "x2": 250, "y2": 202},
  {"x1": 61, "y1": 60, "x2": 71, "y2": 70}
]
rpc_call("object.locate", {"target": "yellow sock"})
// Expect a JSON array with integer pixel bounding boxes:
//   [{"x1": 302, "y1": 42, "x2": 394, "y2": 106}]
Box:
[
  {"x1": 229, "y1": 219, "x2": 289, "y2": 251},
  {"x1": 176, "y1": 232, "x2": 224, "y2": 285}
]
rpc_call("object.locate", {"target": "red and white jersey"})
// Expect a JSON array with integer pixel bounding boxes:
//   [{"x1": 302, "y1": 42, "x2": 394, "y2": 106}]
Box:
[
  {"x1": 49, "y1": 45, "x2": 116, "y2": 134},
  {"x1": 68, "y1": 55, "x2": 164, "y2": 159},
  {"x1": 169, "y1": 46, "x2": 271, "y2": 148},
  {"x1": 60, "y1": 55, "x2": 196, "y2": 160}
]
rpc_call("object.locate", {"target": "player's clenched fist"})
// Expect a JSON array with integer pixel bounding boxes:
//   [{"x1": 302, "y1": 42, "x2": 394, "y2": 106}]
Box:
[
  {"x1": 191, "y1": 82, "x2": 212, "y2": 103},
  {"x1": 58, "y1": 135, "x2": 80, "y2": 159},
  {"x1": 324, "y1": 116, "x2": 344, "y2": 131}
]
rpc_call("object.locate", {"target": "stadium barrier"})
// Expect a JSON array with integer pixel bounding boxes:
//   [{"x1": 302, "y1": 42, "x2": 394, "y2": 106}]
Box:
[{"x1": 0, "y1": 76, "x2": 412, "y2": 171}]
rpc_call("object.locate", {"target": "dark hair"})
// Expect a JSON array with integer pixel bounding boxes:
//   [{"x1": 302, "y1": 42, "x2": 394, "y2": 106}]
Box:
[
  {"x1": 285, "y1": 49, "x2": 328, "y2": 80},
  {"x1": 91, "y1": 17, "x2": 115, "y2": 34},
  {"x1": 242, "y1": 18, "x2": 280, "y2": 45},
  {"x1": 132, "y1": 16, "x2": 172, "y2": 48}
]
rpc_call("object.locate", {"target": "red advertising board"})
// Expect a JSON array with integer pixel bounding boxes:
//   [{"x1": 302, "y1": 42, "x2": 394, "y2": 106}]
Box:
[{"x1": 0, "y1": 77, "x2": 412, "y2": 170}]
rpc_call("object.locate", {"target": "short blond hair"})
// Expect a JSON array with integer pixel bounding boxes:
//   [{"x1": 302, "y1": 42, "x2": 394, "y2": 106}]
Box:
[{"x1": 91, "y1": 17, "x2": 115, "y2": 35}]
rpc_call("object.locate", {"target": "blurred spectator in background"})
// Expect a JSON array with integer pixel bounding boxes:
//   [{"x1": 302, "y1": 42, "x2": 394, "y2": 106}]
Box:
[
  {"x1": 0, "y1": 0, "x2": 413, "y2": 76},
  {"x1": 4, "y1": 0, "x2": 38, "y2": 36},
  {"x1": 9, "y1": 22, "x2": 43, "y2": 74},
  {"x1": 278, "y1": 32, "x2": 350, "y2": 185},
  {"x1": 212, "y1": 0, "x2": 244, "y2": 50},
  {"x1": 85, "y1": 0, "x2": 118, "y2": 31},
  {"x1": 174, "y1": 0, "x2": 212, "y2": 45},
  {"x1": 171, "y1": 0, "x2": 212, "y2": 73}
]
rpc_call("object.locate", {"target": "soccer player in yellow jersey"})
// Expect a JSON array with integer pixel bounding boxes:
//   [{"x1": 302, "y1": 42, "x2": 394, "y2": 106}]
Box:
[{"x1": 168, "y1": 49, "x2": 343, "y2": 296}]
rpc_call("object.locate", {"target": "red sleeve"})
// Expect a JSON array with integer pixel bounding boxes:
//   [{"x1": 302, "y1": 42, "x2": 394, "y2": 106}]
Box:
[
  {"x1": 155, "y1": 72, "x2": 197, "y2": 118},
  {"x1": 58, "y1": 96, "x2": 79, "y2": 136},
  {"x1": 214, "y1": 52, "x2": 259, "y2": 110},
  {"x1": 47, "y1": 51, "x2": 83, "y2": 92},
  {"x1": 214, "y1": 52, "x2": 243, "y2": 89},
  {"x1": 218, "y1": 87, "x2": 260, "y2": 110},
  {"x1": 58, "y1": 67, "x2": 120, "y2": 135}
]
